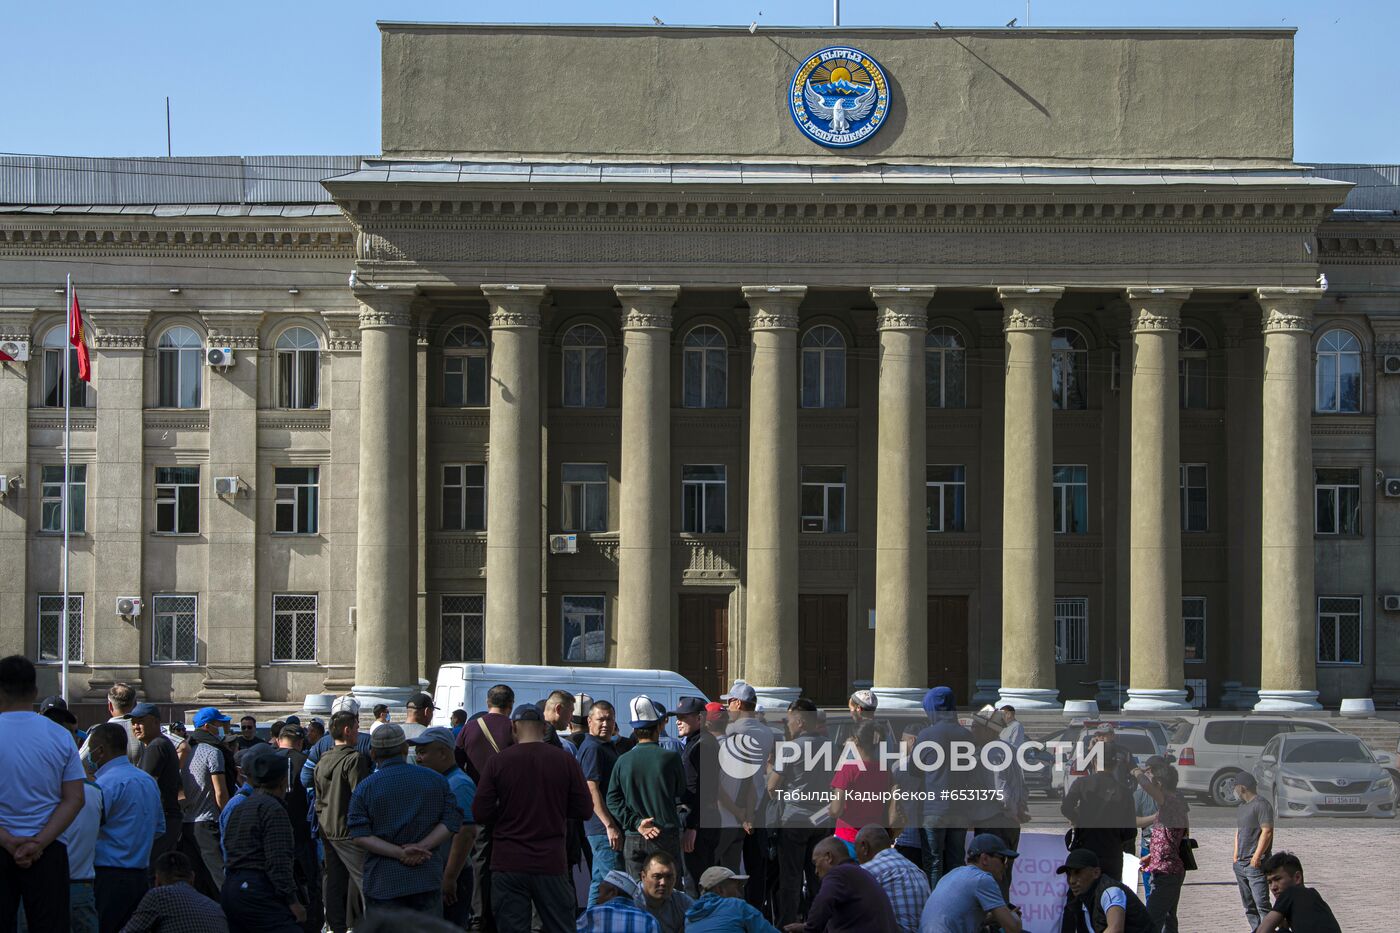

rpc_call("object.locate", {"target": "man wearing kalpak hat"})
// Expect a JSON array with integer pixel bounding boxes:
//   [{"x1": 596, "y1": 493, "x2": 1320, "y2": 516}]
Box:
[{"x1": 607, "y1": 696, "x2": 687, "y2": 880}]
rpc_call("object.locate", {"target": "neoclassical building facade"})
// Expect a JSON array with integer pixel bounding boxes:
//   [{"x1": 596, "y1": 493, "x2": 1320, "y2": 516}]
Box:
[{"x1": 1, "y1": 25, "x2": 1397, "y2": 709}]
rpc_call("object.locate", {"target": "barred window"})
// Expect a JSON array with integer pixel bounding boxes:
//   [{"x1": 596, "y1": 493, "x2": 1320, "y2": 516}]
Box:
[
  {"x1": 925, "y1": 327, "x2": 966, "y2": 409},
  {"x1": 1317, "y1": 596, "x2": 1362, "y2": 665},
  {"x1": 682, "y1": 326, "x2": 728, "y2": 409},
  {"x1": 562, "y1": 594, "x2": 606, "y2": 663},
  {"x1": 276, "y1": 327, "x2": 320, "y2": 409},
  {"x1": 442, "y1": 464, "x2": 486, "y2": 531},
  {"x1": 1182, "y1": 596, "x2": 1207, "y2": 662},
  {"x1": 443, "y1": 325, "x2": 488, "y2": 407},
  {"x1": 37, "y1": 594, "x2": 82, "y2": 664},
  {"x1": 562, "y1": 463, "x2": 608, "y2": 532},
  {"x1": 152, "y1": 594, "x2": 198, "y2": 664},
  {"x1": 155, "y1": 466, "x2": 200, "y2": 535},
  {"x1": 926, "y1": 465, "x2": 966, "y2": 533},
  {"x1": 275, "y1": 467, "x2": 319, "y2": 535},
  {"x1": 41, "y1": 464, "x2": 86, "y2": 534},
  {"x1": 441, "y1": 594, "x2": 484, "y2": 663},
  {"x1": 272, "y1": 594, "x2": 317, "y2": 662},
  {"x1": 1054, "y1": 597, "x2": 1087, "y2": 664},
  {"x1": 682, "y1": 465, "x2": 727, "y2": 533},
  {"x1": 156, "y1": 326, "x2": 203, "y2": 409},
  {"x1": 801, "y1": 326, "x2": 846, "y2": 409}
]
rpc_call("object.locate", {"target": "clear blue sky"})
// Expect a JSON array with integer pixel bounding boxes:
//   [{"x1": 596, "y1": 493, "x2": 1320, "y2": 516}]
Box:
[{"x1": 2, "y1": 1, "x2": 1391, "y2": 163}]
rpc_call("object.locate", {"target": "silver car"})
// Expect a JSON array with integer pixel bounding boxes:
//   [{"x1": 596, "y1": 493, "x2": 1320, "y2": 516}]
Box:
[{"x1": 1255, "y1": 733, "x2": 1396, "y2": 819}]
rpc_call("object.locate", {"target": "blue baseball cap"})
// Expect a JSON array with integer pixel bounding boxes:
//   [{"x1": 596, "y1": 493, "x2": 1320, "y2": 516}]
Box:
[
  {"x1": 193, "y1": 707, "x2": 231, "y2": 728},
  {"x1": 128, "y1": 702, "x2": 160, "y2": 720},
  {"x1": 510, "y1": 704, "x2": 543, "y2": 723}
]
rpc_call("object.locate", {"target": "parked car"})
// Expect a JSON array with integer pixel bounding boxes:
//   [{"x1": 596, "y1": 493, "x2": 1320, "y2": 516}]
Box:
[
  {"x1": 1167, "y1": 716, "x2": 1343, "y2": 807},
  {"x1": 1254, "y1": 732, "x2": 1396, "y2": 819}
]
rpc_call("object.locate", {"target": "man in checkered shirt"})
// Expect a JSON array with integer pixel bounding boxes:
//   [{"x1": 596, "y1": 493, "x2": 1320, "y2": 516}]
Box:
[
  {"x1": 576, "y1": 870, "x2": 661, "y2": 933},
  {"x1": 119, "y1": 850, "x2": 228, "y2": 933},
  {"x1": 856, "y1": 826, "x2": 931, "y2": 933}
]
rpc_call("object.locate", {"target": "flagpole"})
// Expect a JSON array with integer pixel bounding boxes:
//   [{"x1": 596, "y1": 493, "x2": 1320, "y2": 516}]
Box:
[{"x1": 61, "y1": 273, "x2": 71, "y2": 703}]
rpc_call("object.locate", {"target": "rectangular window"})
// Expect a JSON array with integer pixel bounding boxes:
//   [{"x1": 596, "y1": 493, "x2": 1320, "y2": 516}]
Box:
[
  {"x1": 441, "y1": 594, "x2": 485, "y2": 663},
  {"x1": 1052, "y1": 465, "x2": 1089, "y2": 535},
  {"x1": 43, "y1": 347, "x2": 90, "y2": 409},
  {"x1": 1180, "y1": 464, "x2": 1208, "y2": 533},
  {"x1": 272, "y1": 594, "x2": 317, "y2": 662},
  {"x1": 1054, "y1": 597, "x2": 1088, "y2": 664},
  {"x1": 562, "y1": 463, "x2": 608, "y2": 532},
  {"x1": 1182, "y1": 596, "x2": 1207, "y2": 663},
  {"x1": 37, "y1": 594, "x2": 82, "y2": 664},
  {"x1": 800, "y1": 465, "x2": 847, "y2": 533},
  {"x1": 442, "y1": 464, "x2": 487, "y2": 531},
  {"x1": 154, "y1": 466, "x2": 200, "y2": 535},
  {"x1": 443, "y1": 355, "x2": 488, "y2": 407},
  {"x1": 1315, "y1": 468, "x2": 1361, "y2": 535},
  {"x1": 925, "y1": 465, "x2": 966, "y2": 532},
  {"x1": 682, "y1": 465, "x2": 727, "y2": 533},
  {"x1": 40, "y1": 464, "x2": 86, "y2": 534},
  {"x1": 562, "y1": 594, "x2": 606, "y2": 663},
  {"x1": 274, "y1": 467, "x2": 319, "y2": 535},
  {"x1": 152, "y1": 594, "x2": 198, "y2": 664},
  {"x1": 1317, "y1": 596, "x2": 1362, "y2": 664}
]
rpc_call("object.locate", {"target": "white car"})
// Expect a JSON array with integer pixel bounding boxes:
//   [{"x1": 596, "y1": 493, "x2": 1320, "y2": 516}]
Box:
[
  {"x1": 1166, "y1": 716, "x2": 1343, "y2": 807},
  {"x1": 1255, "y1": 732, "x2": 1396, "y2": 819}
]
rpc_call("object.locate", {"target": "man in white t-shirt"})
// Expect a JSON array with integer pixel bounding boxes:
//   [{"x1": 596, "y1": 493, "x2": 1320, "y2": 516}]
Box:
[{"x1": 0, "y1": 655, "x2": 87, "y2": 931}]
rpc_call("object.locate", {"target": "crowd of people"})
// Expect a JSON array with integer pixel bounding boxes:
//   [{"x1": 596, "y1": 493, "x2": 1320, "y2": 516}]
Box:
[{"x1": 0, "y1": 654, "x2": 1345, "y2": 933}]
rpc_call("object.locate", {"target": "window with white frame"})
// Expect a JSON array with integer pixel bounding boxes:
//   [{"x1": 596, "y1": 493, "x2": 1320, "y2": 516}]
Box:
[
  {"x1": 800, "y1": 465, "x2": 847, "y2": 533},
  {"x1": 1315, "y1": 329, "x2": 1362, "y2": 414},
  {"x1": 1317, "y1": 596, "x2": 1362, "y2": 664},
  {"x1": 441, "y1": 594, "x2": 485, "y2": 663},
  {"x1": 926, "y1": 465, "x2": 966, "y2": 532},
  {"x1": 682, "y1": 326, "x2": 728, "y2": 409},
  {"x1": 41, "y1": 464, "x2": 86, "y2": 534},
  {"x1": 682, "y1": 465, "x2": 727, "y2": 533},
  {"x1": 1054, "y1": 597, "x2": 1087, "y2": 664},
  {"x1": 800, "y1": 326, "x2": 846, "y2": 409},
  {"x1": 275, "y1": 327, "x2": 320, "y2": 409},
  {"x1": 443, "y1": 324, "x2": 488, "y2": 407},
  {"x1": 1180, "y1": 463, "x2": 1208, "y2": 532},
  {"x1": 442, "y1": 464, "x2": 486, "y2": 531},
  {"x1": 155, "y1": 466, "x2": 200, "y2": 535},
  {"x1": 1315, "y1": 468, "x2": 1361, "y2": 535},
  {"x1": 41, "y1": 325, "x2": 90, "y2": 409},
  {"x1": 156, "y1": 326, "x2": 203, "y2": 409},
  {"x1": 562, "y1": 463, "x2": 608, "y2": 532},
  {"x1": 562, "y1": 324, "x2": 606, "y2": 408},
  {"x1": 1053, "y1": 465, "x2": 1089, "y2": 534},
  {"x1": 925, "y1": 327, "x2": 966, "y2": 408},
  {"x1": 272, "y1": 594, "x2": 317, "y2": 662},
  {"x1": 152, "y1": 594, "x2": 198, "y2": 664},
  {"x1": 1051, "y1": 329, "x2": 1088, "y2": 411},
  {"x1": 274, "y1": 467, "x2": 319, "y2": 535},
  {"x1": 562, "y1": 594, "x2": 606, "y2": 663},
  {"x1": 37, "y1": 594, "x2": 82, "y2": 664},
  {"x1": 1178, "y1": 328, "x2": 1209, "y2": 410},
  {"x1": 1182, "y1": 596, "x2": 1207, "y2": 662}
]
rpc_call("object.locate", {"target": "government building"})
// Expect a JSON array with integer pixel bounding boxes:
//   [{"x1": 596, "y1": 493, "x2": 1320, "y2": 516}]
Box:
[{"x1": 1, "y1": 24, "x2": 1397, "y2": 710}]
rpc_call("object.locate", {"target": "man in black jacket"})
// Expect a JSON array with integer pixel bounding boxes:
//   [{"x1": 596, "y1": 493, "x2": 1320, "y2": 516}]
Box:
[
  {"x1": 1060, "y1": 730, "x2": 1136, "y2": 881},
  {"x1": 1058, "y1": 849, "x2": 1152, "y2": 933},
  {"x1": 673, "y1": 697, "x2": 719, "y2": 897}
]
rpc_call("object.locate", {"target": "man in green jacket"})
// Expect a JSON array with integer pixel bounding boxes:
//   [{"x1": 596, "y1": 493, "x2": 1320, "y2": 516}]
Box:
[
  {"x1": 313, "y1": 710, "x2": 372, "y2": 933},
  {"x1": 607, "y1": 696, "x2": 687, "y2": 880}
]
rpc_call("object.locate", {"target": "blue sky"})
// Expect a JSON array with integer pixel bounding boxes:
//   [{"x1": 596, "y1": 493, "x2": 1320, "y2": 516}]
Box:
[{"x1": 2, "y1": 1, "x2": 1391, "y2": 163}]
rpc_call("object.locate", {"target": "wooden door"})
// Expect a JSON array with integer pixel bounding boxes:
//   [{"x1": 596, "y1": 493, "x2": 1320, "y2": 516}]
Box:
[
  {"x1": 927, "y1": 595, "x2": 971, "y2": 706},
  {"x1": 798, "y1": 594, "x2": 849, "y2": 706},
  {"x1": 678, "y1": 593, "x2": 729, "y2": 701}
]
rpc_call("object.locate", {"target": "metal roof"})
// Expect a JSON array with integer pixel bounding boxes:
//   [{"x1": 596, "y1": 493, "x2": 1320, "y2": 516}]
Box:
[{"x1": 1308, "y1": 164, "x2": 1400, "y2": 215}]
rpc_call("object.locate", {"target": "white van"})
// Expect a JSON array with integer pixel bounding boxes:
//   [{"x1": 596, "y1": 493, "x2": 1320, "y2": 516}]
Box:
[{"x1": 432, "y1": 663, "x2": 708, "y2": 738}]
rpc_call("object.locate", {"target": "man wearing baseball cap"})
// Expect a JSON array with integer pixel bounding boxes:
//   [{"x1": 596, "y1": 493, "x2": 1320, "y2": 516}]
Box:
[
  {"x1": 606, "y1": 697, "x2": 687, "y2": 880},
  {"x1": 399, "y1": 692, "x2": 437, "y2": 764},
  {"x1": 129, "y1": 702, "x2": 183, "y2": 871},
  {"x1": 919, "y1": 833, "x2": 1023, "y2": 933},
  {"x1": 221, "y1": 742, "x2": 307, "y2": 930},
  {"x1": 181, "y1": 707, "x2": 233, "y2": 897},
  {"x1": 674, "y1": 696, "x2": 720, "y2": 895},
  {"x1": 575, "y1": 869, "x2": 661, "y2": 932},
  {"x1": 1057, "y1": 848, "x2": 1152, "y2": 933},
  {"x1": 715, "y1": 680, "x2": 774, "y2": 914},
  {"x1": 1231, "y1": 771, "x2": 1274, "y2": 930},
  {"x1": 684, "y1": 867, "x2": 777, "y2": 932},
  {"x1": 407, "y1": 726, "x2": 478, "y2": 927}
]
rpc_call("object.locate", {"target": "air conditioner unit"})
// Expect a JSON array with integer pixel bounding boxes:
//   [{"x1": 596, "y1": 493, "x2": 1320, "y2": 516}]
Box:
[
  {"x1": 115, "y1": 596, "x2": 142, "y2": 618},
  {"x1": 205, "y1": 347, "x2": 235, "y2": 367},
  {"x1": 1383, "y1": 595, "x2": 1400, "y2": 613},
  {"x1": 1384, "y1": 354, "x2": 1400, "y2": 376},
  {"x1": 0, "y1": 340, "x2": 30, "y2": 362},
  {"x1": 214, "y1": 476, "x2": 242, "y2": 497},
  {"x1": 549, "y1": 533, "x2": 578, "y2": 555},
  {"x1": 1386, "y1": 478, "x2": 1400, "y2": 499}
]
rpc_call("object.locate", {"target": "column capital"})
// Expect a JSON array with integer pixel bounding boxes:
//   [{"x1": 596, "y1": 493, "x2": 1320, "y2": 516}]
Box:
[
  {"x1": 354, "y1": 285, "x2": 418, "y2": 329},
  {"x1": 0, "y1": 308, "x2": 35, "y2": 342},
  {"x1": 199, "y1": 310, "x2": 264, "y2": 350},
  {"x1": 997, "y1": 286, "x2": 1064, "y2": 331},
  {"x1": 1257, "y1": 287, "x2": 1323, "y2": 333},
  {"x1": 1124, "y1": 287, "x2": 1192, "y2": 332},
  {"x1": 482, "y1": 284, "x2": 549, "y2": 329},
  {"x1": 614, "y1": 285, "x2": 680, "y2": 330},
  {"x1": 320, "y1": 310, "x2": 363, "y2": 352},
  {"x1": 88, "y1": 308, "x2": 152, "y2": 350},
  {"x1": 870, "y1": 286, "x2": 936, "y2": 331},
  {"x1": 742, "y1": 285, "x2": 806, "y2": 330}
]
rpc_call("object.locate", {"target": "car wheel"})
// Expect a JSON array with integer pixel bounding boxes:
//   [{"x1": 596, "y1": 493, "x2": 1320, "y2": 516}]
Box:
[{"x1": 1210, "y1": 770, "x2": 1242, "y2": 807}]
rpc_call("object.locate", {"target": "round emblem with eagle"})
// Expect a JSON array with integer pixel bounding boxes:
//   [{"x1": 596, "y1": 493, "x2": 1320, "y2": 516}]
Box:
[{"x1": 788, "y1": 46, "x2": 891, "y2": 148}]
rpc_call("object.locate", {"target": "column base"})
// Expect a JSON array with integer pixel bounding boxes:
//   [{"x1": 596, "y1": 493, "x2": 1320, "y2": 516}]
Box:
[
  {"x1": 748, "y1": 685, "x2": 802, "y2": 712},
  {"x1": 1123, "y1": 688, "x2": 1191, "y2": 711},
  {"x1": 82, "y1": 669, "x2": 145, "y2": 702},
  {"x1": 1253, "y1": 689, "x2": 1321, "y2": 712},
  {"x1": 971, "y1": 679, "x2": 1002, "y2": 707},
  {"x1": 997, "y1": 687, "x2": 1062, "y2": 711},
  {"x1": 351, "y1": 684, "x2": 420, "y2": 709},
  {"x1": 872, "y1": 687, "x2": 927, "y2": 710},
  {"x1": 196, "y1": 673, "x2": 263, "y2": 703}
]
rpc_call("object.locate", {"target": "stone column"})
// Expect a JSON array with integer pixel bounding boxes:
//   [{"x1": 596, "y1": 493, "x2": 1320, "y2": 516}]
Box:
[
  {"x1": 1255, "y1": 287, "x2": 1324, "y2": 711},
  {"x1": 482, "y1": 285, "x2": 547, "y2": 664},
  {"x1": 351, "y1": 288, "x2": 419, "y2": 707},
  {"x1": 1123, "y1": 287, "x2": 1191, "y2": 711},
  {"x1": 0, "y1": 310, "x2": 33, "y2": 661},
  {"x1": 742, "y1": 285, "x2": 805, "y2": 709},
  {"x1": 320, "y1": 310, "x2": 363, "y2": 693},
  {"x1": 997, "y1": 287, "x2": 1063, "y2": 710},
  {"x1": 870, "y1": 286, "x2": 935, "y2": 709},
  {"x1": 616, "y1": 285, "x2": 679, "y2": 670}
]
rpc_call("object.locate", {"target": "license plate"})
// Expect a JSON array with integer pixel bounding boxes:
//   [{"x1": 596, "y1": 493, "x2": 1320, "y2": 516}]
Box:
[{"x1": 1323, "y1": 795, "x2": 1361, "y2": 805}]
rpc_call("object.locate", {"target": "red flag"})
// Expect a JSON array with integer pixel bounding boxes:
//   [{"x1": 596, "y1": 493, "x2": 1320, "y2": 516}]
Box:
[{"x1": 69, "y1": 290, "x2": 91, "y2": 383}]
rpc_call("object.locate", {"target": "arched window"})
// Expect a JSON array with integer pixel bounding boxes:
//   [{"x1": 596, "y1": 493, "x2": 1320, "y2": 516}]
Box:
[
  {"x1": 41, "y1": 325, "x2": 90, "y2": 409},
  {"x1": 1178, "y1": 327, "x2": 1209, "y2": 410},
  {"x1": 443, "y1": 324, "x2": 488, "y2": 407},
  {"x1": 275, "y1": 327, "x2": 320, "y2": 409},
  {"x1": 1315, "y1": 329, "x2": 1362, "y2": 413},
  {"x1": 682, "y1": 326, "x2": 727, "y2": 409},
  {"x1": 801, "y1": 325, "x2": 846, "y2": 409},
  {"x1": 925, "y1": 326, "x2": 966, "y2": 408},
  {"x1": 562, "y1": 324, "x2": 606, "y2": 408},
  {"x1": 1051, "y1": 328, "x2": 1088, "y2": 411},
  {"x1": 156, "y1": 326, "x2": 203, "y2": 409}
]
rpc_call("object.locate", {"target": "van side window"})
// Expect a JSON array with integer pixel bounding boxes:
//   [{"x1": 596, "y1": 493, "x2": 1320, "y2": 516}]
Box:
[
  {"x1": 1241, "y1": 721, "x2": 1290, "y2": 747},
  {"x1": 1290, "y1": 721, "x2": 1337, "y2": 733},
  {"x1": 1202, "y1": 721, "x2": 1243, "y2": 746}
]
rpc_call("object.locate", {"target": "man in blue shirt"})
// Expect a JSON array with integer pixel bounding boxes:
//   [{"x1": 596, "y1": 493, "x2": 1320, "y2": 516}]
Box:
[
  {"x1": 918, "y1": 833, "x2": 1022, "y2": 933},
  {"x1": 915, "y1": 686, "x2": 974, "y2": 890},
  {"x1": 300, "y1": 695, "x2": 373, "y2": 788},
  {"x1": 88, "y1": 722, "x2": 164, "y2": 933},
  {"x1": 407, "y1": 726, "x2": 477, "y2": 927}
]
